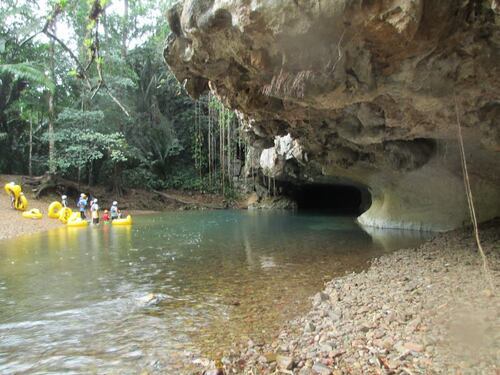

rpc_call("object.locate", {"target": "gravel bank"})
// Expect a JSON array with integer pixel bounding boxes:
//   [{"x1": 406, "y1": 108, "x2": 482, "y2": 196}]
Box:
[{"x1": 205, "y1": 221, "x2": 499, "y2": 374}]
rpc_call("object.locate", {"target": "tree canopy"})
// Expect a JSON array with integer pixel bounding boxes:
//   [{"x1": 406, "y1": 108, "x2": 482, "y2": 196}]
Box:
[{"x1": 0, "y1": 0, "x2": 246, "y2": 197}]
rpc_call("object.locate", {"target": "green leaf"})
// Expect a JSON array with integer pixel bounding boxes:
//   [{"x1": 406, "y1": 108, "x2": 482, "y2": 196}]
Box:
[{"x1": 0, "y1": 63, "x2": 55, "y2": 92}]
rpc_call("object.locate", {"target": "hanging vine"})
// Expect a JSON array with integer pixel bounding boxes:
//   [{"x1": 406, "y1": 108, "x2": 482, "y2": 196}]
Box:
[{"x1": 191, "y1": 93, "x2": 243, "y2": 197}]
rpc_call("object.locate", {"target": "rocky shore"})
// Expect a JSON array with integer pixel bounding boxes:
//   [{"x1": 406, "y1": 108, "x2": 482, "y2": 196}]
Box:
[{"x1": 203, "y1": 221, "x2": 499, "y2": 374}]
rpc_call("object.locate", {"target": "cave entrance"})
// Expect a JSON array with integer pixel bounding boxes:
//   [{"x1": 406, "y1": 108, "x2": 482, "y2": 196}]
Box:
[{"x1": 289, "y1": 183, "x2": 371, "y2": 215}]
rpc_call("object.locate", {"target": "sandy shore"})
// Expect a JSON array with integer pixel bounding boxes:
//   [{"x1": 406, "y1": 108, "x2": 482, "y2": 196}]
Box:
[
  {"x1": 0, "y1": 176, "x2": 163, "y2": 241},
  {"x1": 0, "y1": 179, "x2": 62, "y2": 241},
  {"x1": 202, "y1": 221, "x2": 499, "y2": 374}
]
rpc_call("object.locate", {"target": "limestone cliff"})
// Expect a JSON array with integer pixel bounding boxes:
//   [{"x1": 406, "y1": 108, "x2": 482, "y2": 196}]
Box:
[{"x1": 165, "y1": 0, "x2": 500, "y2": 231}]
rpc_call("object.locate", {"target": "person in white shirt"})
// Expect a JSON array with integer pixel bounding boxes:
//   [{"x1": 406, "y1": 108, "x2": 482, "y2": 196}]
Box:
[
  {"x1": 110, "y1": 201, "x2": 119, "y2": 220},
  {"x1": 61, "y1": 195, "x2": 68, "y2": 208},
  {"x1": 91, "y1": 198, "x2": 100, "y2": 225}
]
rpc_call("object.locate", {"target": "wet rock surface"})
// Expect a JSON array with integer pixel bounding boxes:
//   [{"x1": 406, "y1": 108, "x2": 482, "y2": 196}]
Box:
[
  {"x1": 196, "y1": 221, "x2": 500, "y2": 374},
  {"x1": 165, "y1": 1, "x2": 500, "y2": 230}
]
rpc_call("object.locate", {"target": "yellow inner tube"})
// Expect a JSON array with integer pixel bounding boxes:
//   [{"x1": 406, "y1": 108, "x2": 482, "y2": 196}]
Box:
[
  {"x1": 22, "y1": 208, "x2": 43, "y2": 219},
  {"x1": 48, "y1": 201, "x2": 63, "y2": 219},
  {"x1": 58, "y1": 207, "x2": 73, "y2": 224},
  {"x1": 111, "y1": 215, "x2": 133, "y2": 226},
  {"x1": 67, "y1": 212, "x2": 88, "y2": 227},
  {"x1": 4, "y1": 183, "x2": 28, "y2": 211},
  {"x1": 15, "y1": 193, "x2": 28, "y2": 211},
  {"x1": 4, "y1": 183, "x2": 21, "y2": 196}
]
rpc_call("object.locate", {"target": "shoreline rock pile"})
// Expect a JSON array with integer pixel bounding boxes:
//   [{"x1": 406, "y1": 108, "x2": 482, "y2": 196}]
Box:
[{"x1": 201, "y1": 222, "x2": 499, "y2": 374}]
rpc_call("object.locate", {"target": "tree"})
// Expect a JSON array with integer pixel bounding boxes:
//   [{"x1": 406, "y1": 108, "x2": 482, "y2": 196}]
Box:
[{"x1": 0, "y1": 0, "x2": 244, "y2": 197}]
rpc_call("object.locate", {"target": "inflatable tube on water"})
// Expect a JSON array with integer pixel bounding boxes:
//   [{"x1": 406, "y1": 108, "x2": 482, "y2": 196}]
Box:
[
  {"x1": 111, "y1": 215, "x2": 132, "y2": 226},
  {"x1": 67, "y1": 212, "x2": 88, "y2": 227},
  {"x1": 48, "y1": 201, "x2": 63, "y2": 219},
  {"x1": 58, "y1": 207, "x2": 73, "y2": 224},
  {"x1": 22, "y1": 209, "x2": 42, "y2": 219},
  {"x1": 16, "y1": 193, "x2": 28, "y2": 211}
]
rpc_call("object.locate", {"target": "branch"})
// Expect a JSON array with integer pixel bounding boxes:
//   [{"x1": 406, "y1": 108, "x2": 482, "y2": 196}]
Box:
[
  {"x1": 105, "y1": 87, "x2": 130, "y2": 117},
  {"x1": 19, "y1": 31, "x2": 42, "y2": 47},
  {"x1": 44, "y1": 30, "x2": 92, "y2": 90},
  {"x1": 20, "y1": 3, "x2": 63, "y2": 47},
  {"x1": 20, "y1": 0, "x2": 130, "y2": 118}
]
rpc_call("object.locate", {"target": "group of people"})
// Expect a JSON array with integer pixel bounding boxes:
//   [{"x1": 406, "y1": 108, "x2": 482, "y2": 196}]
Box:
[{"x1": 74, "y1": 193, "x2": 122, "y2": 224}]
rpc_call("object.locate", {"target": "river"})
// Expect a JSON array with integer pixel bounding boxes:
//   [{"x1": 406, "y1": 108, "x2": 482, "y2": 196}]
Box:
[{"x1": 0, "y1": 210, "x2": 431, "y2": 373}]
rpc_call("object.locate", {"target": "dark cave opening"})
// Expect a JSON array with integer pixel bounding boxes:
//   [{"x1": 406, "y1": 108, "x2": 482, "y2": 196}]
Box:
[{"x1": 288, "y1": 183, "x2": 371, "y2": 215}]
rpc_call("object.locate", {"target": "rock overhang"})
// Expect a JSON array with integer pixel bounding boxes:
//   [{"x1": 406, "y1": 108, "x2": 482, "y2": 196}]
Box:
[{"x1": 164, "y1": 0, "x2": 500, "y2": 231}]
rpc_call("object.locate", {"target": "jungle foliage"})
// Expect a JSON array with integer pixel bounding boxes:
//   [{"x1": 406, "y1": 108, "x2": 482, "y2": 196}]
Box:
[{"x1": 0, "y1": 0, "x2": 245, "y2": 196}]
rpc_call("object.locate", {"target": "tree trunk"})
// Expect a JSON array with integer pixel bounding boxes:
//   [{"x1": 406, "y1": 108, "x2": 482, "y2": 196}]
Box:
[
  {"x1": 121, "y1": 0, "x2": 129, "y2": 58},
  {"x1": 113, "y1": 164, "x2": 124, "y2": 197},
  {"x1": 77, "y1": 166, "x2": 81, "y2": 190},
  {"x1": 47, "y1": 25, "x2": 56, "y2": 174},
  {"x1": 103, "y1": 7, "x2": 108, "y2": 47},
  {"x1": 48, "y1": 94, "x2": 55, "y2": 173},
  {"x1": 29, "y1": 117, "x2": 33, "y2": 177},
  {"x1": 88, "y1": 160, "x2": 93, "y2": 186}
]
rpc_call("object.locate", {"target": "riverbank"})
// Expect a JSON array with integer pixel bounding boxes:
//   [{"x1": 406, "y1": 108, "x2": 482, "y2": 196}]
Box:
[
  {"x1": 204, "y1": 221, "x2": 499, "y2": 374},
  {"x1": 0, "y1": 174, "x2": 231, "y2": 241},
  {"x1": 0, "y1": 194, "x2": 62, "y2": 241},
  {"x1": 0, "y1": 176, "x2": 63, "y2": 240}
]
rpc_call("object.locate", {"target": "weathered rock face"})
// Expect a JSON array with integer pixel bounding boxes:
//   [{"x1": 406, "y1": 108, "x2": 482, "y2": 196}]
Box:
[{"x1": 165, "y1": 0, "x2": 500, "y2": 231}]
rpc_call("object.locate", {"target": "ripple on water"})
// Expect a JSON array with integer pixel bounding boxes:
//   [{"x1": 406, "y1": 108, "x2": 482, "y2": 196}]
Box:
[{"x1": 0, "y1": 210, "x2": 431, "y2": 373}]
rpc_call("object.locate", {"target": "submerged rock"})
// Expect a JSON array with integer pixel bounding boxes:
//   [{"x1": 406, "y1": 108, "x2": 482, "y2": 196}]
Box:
[{"x1": 136, "y1": 293, "x2": 168, "y2": 307}]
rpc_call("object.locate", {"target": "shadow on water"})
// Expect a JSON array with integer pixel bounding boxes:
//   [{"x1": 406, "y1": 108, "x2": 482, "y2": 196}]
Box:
[{"x1": 0, "y1": 210, "x2": 432, "y2": 373}]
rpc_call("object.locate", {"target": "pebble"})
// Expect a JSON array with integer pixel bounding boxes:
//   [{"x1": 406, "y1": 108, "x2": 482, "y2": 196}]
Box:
[
  {"x1": 311, "y1": 362, "x2": 332, "y2": 375},
  {"x1": 404, "y1": 342, "x2": 424, "y2": 353},
  {"x1": 304, "y1": 321, "x2": 315, "y2": 333},
  {"x1": 198, "y1": 224, "x2": 500, "y2": 374},
  {"x1": 276, "y1": 355, "x2": 293, "y2": 370}
]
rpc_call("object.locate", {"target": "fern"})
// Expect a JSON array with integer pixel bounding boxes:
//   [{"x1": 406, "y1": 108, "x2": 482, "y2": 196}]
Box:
[{"x1": 0, "y1": 63, "x2": 55, "y2": 92}]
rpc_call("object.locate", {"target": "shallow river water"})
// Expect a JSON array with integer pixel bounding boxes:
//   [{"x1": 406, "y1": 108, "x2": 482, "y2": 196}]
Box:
[{"x1": 0, "y1": 210, "x2": 431, "y2": 373}]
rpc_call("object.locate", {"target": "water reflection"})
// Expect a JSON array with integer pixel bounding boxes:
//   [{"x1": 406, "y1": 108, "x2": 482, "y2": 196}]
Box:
[
  {"x1": 0, "y1": 210, "x2": 430, "y2": 373},
  {"x1": 361, "y1": 225, "x2": 434, "y2": 251}
]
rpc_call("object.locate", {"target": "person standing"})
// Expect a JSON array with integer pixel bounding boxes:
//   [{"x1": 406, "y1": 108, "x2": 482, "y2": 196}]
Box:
[
  {"x1": 91, "y1": 198, "x2": 99, "y2": 225},
  {"x1": 8, "y1": 182, "x2": 15, "y2": 209},
  {"x1": 110, "y1": 201, "x2": 119, "y2": 221},
  {"x1": 77, "y1": 193, "x2": 88, "y2": 220},
  {"x1": 102, "y1": 210, "x2": 110, "y2": 223},
  {"x1": 61, "y1": 194, "x2": 68, "y2": 208}
]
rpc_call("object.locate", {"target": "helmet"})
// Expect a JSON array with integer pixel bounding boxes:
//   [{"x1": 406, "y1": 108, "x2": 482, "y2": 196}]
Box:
[
  {"x1": 80, "y1": 193, "x2": 85, "y2": 197},
  {"x1": 62, "y1": 195, "x2": 67, "y2": 199},
  {"x1": 112, "y1": 201, "x2": 118, "y2": 206},
  {"x1": 93, "y1": 199, "x2": 98, "y2": 203}
]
